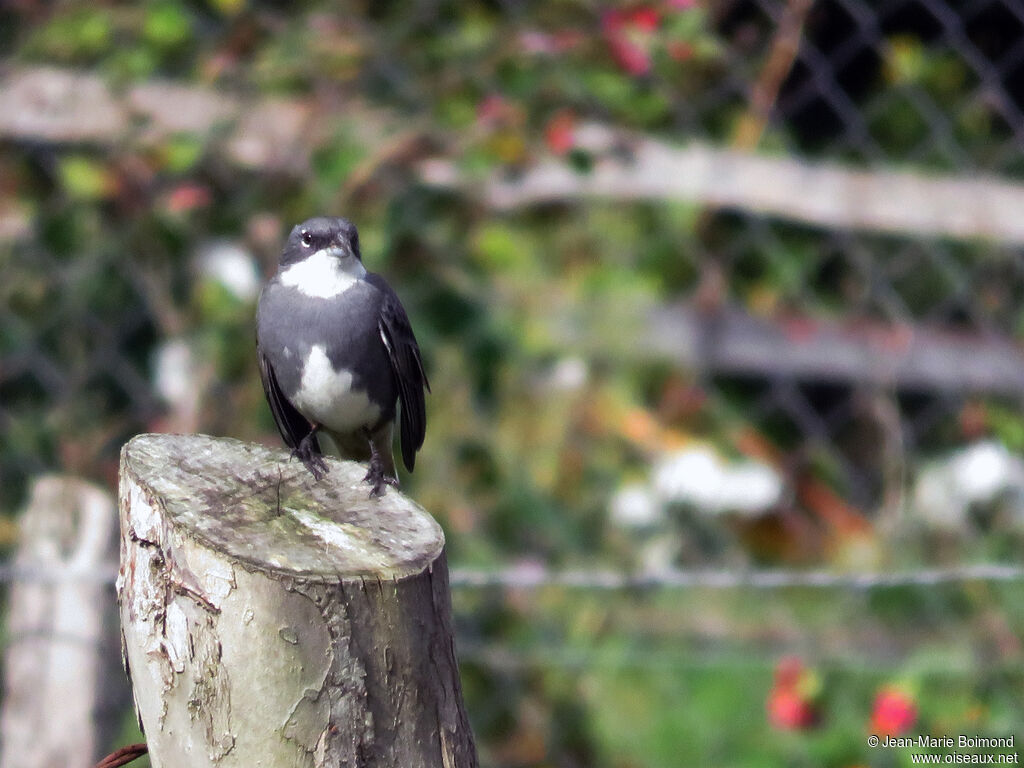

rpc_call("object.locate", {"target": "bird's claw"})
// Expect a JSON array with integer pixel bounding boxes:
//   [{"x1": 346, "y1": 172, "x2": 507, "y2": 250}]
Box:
[
  {"x1": 363, "y1": 463, "x2": 399, "y2": 498},
  {"x1": 303, "y1": 455, "x2": 329, "y2": 481},
  {"x1": 292, "y1": 432, "x2": 328, "y2": 480}
]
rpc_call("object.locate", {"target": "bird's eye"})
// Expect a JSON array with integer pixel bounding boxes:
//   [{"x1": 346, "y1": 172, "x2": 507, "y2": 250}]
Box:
[{"x1": 300, "y1": 231, "x2": 313, "y2": 247}]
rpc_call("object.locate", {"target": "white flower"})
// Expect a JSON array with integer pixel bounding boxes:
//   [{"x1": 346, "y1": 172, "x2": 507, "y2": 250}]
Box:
[
  {"x1": 195, "y1": 240, "x2": 260, "y2": 302},
  {"x1": 652, "y1": 446, "x2": 783, "y2": 517},
  {"x1": 609, "y1": 484, "x2": 664, "y2": 529}
]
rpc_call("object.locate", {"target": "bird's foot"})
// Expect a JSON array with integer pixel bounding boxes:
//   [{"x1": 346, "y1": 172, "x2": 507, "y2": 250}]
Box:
[
  {"x1": 363, "y1": 461, "x2": 399, "y2": 498},
  {"x1": 292, "y1": 431, "x2": 328, "y2": 480}
]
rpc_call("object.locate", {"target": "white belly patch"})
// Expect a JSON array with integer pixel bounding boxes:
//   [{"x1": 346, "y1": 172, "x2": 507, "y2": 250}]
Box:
[{"x1": 292, "y1": 345, "x2": 381, "y2": 432}]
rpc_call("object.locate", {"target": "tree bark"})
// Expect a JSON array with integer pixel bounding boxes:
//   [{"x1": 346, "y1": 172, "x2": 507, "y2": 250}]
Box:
[
  {"x1": 117, "y1": 433, "x2": 477, "y2": 768},
  {"x1": 0, "y1": 475, "x2": 125, "y2": 768}
]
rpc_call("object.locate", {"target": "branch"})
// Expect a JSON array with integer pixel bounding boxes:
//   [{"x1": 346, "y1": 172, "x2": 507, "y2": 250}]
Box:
[
  {"x1": 91, "y1": 744, "x2": 147, "y2": 768},
  {"x1": 733, "y1": 0, "x2": 814, "y2": 149}
]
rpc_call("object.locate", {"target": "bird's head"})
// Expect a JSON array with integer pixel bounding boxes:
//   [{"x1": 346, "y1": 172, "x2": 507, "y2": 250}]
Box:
[
  {"x1": 280, "y1": 217, "x2": 362, "y2": 268},
  {"x1": 276, "y1": 217, "x2": 367, "y2": 298}
]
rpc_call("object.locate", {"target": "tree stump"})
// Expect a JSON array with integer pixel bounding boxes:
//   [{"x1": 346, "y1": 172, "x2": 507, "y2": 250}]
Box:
[{"x1": 117, "y1": 433, "x2": 477, "y2": 768}]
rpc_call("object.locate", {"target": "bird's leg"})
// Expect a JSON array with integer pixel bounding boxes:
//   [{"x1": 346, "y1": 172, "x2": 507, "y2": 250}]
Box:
[
  {"x1": 362, "y1": 426, "x2": 399, "y2": 498},
  {"x1": 292, "y1": 423, "x2": 329, "y2": 480}
]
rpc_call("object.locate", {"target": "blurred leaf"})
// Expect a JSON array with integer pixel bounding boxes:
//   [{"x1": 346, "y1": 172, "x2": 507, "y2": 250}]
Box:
[
  {"x1": 472, "y1": 222, "x2": 534, "y2": 273},
  {"x1": 106, "y1": 46, "x2": 160, "y2": 81},
  {"x1": 585, "y1": 70, "x2": 637, "y2": 113},
  {"x1": 885, "y1": 36, "x2": 927, "y2": 86},
  {"x1": 438, "y1": 94, "x2": 479, "y2": 130},
  {"x1": 207, "y1": 0, "x2": 246, "y2": 16},
  {"x1": 159, "y1": 135, "x2": 204, "y2": 173},
  {"x1": 985, "y1": 403, "x2": 1024, "y2": 454},
  {"x1": 143, "y1": 3, "x2": 192, "y2": 50},
  {"x1": 311, "y1": 129, "x2": 368, "y2": 198},
  {"x1": 58, "y1": 156, "x2": 116, "y2": 201},
  {"x1": 25, "y1": 8, "x2": 114, "y2": 62}
]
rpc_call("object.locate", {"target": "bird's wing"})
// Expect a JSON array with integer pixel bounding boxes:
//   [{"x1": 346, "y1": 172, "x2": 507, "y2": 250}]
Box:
[
  {"x1": 367, "y1": 273, "x2": 429, "y2": 472},
  {"x1": 257, "y1": 345, "x2": 319, "y2": 454}
]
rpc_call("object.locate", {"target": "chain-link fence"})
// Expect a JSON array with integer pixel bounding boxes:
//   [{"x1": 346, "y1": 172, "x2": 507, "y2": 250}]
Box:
[
  {"x1": 4, "y1": 1, "x2": 1024, "y2": 523},
  {"x1": 3, "y1": 1, "x2": 1024, "y2": 765}
]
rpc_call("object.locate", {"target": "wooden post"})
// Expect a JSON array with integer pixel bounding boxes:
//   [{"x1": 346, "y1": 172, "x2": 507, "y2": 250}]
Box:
[
  {"x1": 117, "y1": 433, "x2": 478, "y2": 768},
  {"x1": 0, "y1": 476, "x2": 126, "y2": 768}
]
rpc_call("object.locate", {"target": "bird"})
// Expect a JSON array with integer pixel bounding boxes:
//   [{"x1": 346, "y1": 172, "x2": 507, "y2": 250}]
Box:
[{"x1": 256, "y1": 216, "x2": 429, "y2": 496}]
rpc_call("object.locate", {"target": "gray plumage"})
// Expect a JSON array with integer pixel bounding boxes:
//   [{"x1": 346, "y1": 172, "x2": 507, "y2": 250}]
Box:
[{"x1": 256, "y1": 217, "x2": 428, "y2": 495}]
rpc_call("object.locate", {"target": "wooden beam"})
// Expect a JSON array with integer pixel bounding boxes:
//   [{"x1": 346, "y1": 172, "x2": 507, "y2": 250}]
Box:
[
  {"x1": 0, "y1": 476, "x2": 127, "y2": 768},
  {"x1": 0, "y1": 67, "x2": 313, "y2": 172},
  {"x1": 5, "y1": 68, "x2": 1024, "y2": 244},
  {"x1": 645, "y1": 303, "x2": 1024, "y2": 395},
  {"x1": 421, "y1": 122, "x2": 1024, "y2": 245}
]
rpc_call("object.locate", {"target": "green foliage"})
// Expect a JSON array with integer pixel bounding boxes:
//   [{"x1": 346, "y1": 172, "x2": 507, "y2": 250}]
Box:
[
  {"x1": 58, "y1": 156, "x2": 116, "y2": 201},
  {"x1": 142, "y1": 3, "x2": 192, "y2": 50},
  {"x1": 159, "y1": 135, "x2": 205, "y2": 174},
  {"x1": 23, "y1": 8, "x2": 115, "y2": 63}
]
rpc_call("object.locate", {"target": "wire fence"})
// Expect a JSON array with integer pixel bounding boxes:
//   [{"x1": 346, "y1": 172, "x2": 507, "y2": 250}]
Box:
[
  {"x1": 3, "y1": 2, "x2": 1024, "y2": 521},
  {"x1": 6, "y1": 5, "x2": 1024, "y2": 765},
  {"x1": 2, "y1": 4, "x2": 1024, "y2": 616},
  {"x1": 4, "y1": 560, "x2": 1024, "y2": 589}
]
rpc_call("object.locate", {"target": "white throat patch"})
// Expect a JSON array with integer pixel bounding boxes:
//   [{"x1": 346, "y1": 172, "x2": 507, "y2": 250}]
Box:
[{"x1": 279, "y1": 247, "x2": 367, "y2": 299}]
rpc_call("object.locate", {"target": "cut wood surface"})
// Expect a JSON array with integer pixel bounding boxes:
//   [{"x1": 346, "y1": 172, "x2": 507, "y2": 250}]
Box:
[{"x1": 117, "y1": 433, "x2": 477, "y2": 768}]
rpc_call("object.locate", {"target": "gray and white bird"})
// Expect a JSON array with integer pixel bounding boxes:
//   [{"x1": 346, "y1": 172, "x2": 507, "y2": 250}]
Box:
[{"x1": 256, "y1": 217, "x2": 428, "y2": 496}]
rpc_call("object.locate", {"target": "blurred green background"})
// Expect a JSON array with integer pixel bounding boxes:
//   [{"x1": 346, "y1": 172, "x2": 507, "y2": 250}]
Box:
[{"x1": 3, "y1": 1, "x2": 1024, "y2": 766}]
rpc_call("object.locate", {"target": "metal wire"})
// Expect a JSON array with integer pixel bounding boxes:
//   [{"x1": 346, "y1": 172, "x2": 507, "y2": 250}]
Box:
[
  {"x1": 2, "y1": 562, "x2": 1022, "y2": 591},
  {"x1": 448, "y1": 563, "x2": 1024, "y2": 590}
]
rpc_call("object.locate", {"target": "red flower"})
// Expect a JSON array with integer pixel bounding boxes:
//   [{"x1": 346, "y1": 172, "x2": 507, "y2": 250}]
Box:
[
  {"x1": 871, "y1": 687, "x2": 917, "y2": 736},
  {"x1": 629, "y1": 7, "x2": 660, "y2": 31},
  {"x1": 544, "y1": 110, "x2": 576, "y2": 155},
  {"x1": 164, "y1": 183, "x2": 211, "y2": 213},
  {"x1": 773, "y1": 655, "x2": 805, "y2": 688},
  {"x1": 768, "y1": 687, "x2": 816, "y2": 730},
  {"x1": 602, "y1": 6, "x2": 661, "y2": 76},
  {"x1": 477, "y1": 93, "x2": 511, "y2": 127},
  {"x1": 767, "y1": 656, "x2": 819, "y2": 731}
]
